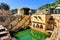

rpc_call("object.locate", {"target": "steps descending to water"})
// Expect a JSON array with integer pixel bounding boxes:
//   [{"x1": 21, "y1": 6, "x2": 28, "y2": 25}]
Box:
[
  {"x1": 46, "y1": 26, "x2": 60, "y2": 40},
  {"x1": 3, "y1": 15, "x2": 30, "y2": 31},
  {"x1": 12, "y1": 16, "x2": 30, "y2": 31}
]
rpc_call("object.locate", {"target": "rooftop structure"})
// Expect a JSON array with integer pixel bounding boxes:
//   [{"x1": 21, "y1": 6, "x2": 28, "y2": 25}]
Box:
[
  {"x1": 17, "y1": 8, "x2": 30, "y2": 15},
  {"x1": 36, "y1": 10, "x2": 48, "y2": 14}
]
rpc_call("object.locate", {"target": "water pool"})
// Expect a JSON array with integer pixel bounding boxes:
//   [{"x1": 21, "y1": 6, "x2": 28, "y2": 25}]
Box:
[{"x1": 13, "y1": 29, "x2": 50, "y2": 40}]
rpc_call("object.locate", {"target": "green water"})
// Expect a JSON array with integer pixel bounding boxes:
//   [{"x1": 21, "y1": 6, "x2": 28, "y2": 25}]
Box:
[{"x1": 13, "y1": 29, "x2": 50, "y2": 40}]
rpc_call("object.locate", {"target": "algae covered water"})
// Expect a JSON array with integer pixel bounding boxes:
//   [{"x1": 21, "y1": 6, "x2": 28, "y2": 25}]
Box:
[{"x1": 13, "y1": 29, "x2": 50, "y2": 40}]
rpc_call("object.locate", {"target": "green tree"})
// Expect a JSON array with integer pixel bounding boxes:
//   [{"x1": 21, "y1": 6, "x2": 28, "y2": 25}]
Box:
[
  {"x1": 39, "y1": 0, "x2": 60, "y2": 10},
  {"x1": 39, "y1": 4, "x2": 51, "y2": 10},
  {"x1": 11, "y1": 9, "x2": 17, "y2": 14},
  {"x1": 57, "y1": 0, "x2": 60, "y2": 4},
  {"x1": 0, "y1": 3, "x2": 10, "y2": 10}
]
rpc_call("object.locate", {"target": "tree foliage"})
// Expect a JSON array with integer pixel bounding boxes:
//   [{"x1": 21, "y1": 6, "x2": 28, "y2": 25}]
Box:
[
  {"x1": 11, "y1": 9, "x2": 17, "y2": 14},
  {"x1": 0, "y1": 3, "x2": 10, "y2": 10},
  {"x1": 39, "y1": 0, "x2": 60, "y2": 10},
  {"x1": 39, "y1": 4, "x2": 51, "y2": 10}
]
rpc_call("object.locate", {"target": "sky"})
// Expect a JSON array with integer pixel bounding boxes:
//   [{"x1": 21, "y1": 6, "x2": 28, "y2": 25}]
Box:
[{"x1": 0, "y1": 0, "x2": 57, "y2": 9}]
